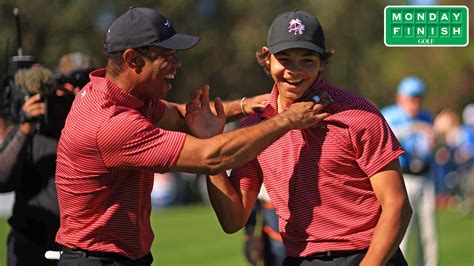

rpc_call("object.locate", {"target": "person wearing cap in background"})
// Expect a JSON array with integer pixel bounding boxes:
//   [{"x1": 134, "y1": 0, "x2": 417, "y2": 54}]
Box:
[
  {"x1": 206, "y1": 9, "x2": 411, "y2": 266},
  {"x1": 0, "y1": 65, "x2": 65, "y2": 266},
  {"x1": 55, "y1": 6, "x2": 330, "y2": 265},
  {"x1": 381, "y1": 76, "x2": 438, "y2": 266}
]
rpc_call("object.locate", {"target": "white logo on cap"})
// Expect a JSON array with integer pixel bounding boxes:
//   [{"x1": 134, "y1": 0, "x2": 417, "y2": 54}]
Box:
[
  {"x1": 288, "y1": 18, "x2": 305, "y2": 35},
  {"x1": 164, "y1": 20, "x2": 171, "y2": 27}
]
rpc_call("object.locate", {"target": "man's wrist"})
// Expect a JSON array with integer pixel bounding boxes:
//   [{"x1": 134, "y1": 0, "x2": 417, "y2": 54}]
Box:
[
  {"x1": 240, "y1": 97, "x2": 249, "y2": 116},
  {"x1": 272, "y1": 113, "x2": 292, "y2": 131}
]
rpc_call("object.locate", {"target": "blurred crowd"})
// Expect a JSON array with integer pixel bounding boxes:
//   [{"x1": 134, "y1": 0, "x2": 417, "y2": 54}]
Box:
[{"x1": 432, "y1": 104, "x2": 474, "y2": 212}]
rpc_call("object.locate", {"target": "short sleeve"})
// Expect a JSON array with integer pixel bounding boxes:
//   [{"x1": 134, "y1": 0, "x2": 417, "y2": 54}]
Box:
[
  {"x1": 97, "y1": 111, "x2": 186, "y2": 173},
  {"x1": 230, "y1": 158, "x2": 263, "y2": 192},
  {"x1": 350, "y1": 105, "x2": 404, "y2": 177},
  {"x1": 149, "y1": 99, "x2": 166, "y2": 123}
]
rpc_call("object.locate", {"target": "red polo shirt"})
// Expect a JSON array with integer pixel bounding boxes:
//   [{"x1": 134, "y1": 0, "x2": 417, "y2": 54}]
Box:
[
  {"x1": 230, "y1": 77, "x2": 404, "y2": 257},
  {"x1": 55, "y1": 69, "x2": 186, "y2": 259}
]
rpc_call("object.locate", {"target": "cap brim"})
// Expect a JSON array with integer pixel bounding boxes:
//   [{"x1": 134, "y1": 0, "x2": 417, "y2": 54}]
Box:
[
  {"x1": 268, "y1": 41, "x2": 326, "y2": 55},
  {"x1": 154, "y1": 34, "x2": 200, "y2": 51}
]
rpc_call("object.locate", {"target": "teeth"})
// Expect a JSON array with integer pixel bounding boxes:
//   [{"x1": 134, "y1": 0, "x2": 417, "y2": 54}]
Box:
[
  {"x1": 165, "y1": 74, "x2": 175, "y2": 79},
  {"x1": 286, "y1": 79, "x2": 302, "y2": 84}
]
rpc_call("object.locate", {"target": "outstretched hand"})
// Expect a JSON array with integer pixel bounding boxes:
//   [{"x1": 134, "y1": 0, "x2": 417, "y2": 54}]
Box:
[{"x1": 185, "y1": 85, "x2": 226, "y2": 138}]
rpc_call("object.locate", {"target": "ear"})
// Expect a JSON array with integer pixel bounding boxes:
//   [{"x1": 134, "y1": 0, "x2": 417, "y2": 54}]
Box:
[
  {"x1": 122, "y1": 49, "x2": 144, "y2": 70},
  {"x1": 261, "y1": 46, "x2": 271, "y2": 70},
  {"x1": 319, "y1": 62, "x2": 326, "y2": 72}
]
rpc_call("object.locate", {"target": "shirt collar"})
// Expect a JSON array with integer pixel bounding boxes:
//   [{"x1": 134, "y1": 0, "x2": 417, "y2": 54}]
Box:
[
  {"x1": 89, "y1": 68, "x2": 145, "y2": 110},
  {"x1": 261, "y1": 75, "x2": 327, "y2": 119}
]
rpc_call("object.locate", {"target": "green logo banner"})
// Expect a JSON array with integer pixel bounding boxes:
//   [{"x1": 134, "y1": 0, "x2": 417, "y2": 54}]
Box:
[{"x1": 384, "y1": 5, "x2": 469, "y2": 47}]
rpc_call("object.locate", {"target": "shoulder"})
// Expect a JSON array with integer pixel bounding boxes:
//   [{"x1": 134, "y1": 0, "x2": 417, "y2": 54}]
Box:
[{"x1": 326, "y1": 85, "x2": 381, "y2": 121}]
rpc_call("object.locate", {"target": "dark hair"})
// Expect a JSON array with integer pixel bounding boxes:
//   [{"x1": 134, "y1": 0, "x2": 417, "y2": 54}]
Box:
[
  {"x1": 105, "y1": 46, "x2": 153, "y2": 77},
  {"x1": 255, "y1": 47, "x2": 334, "y2": 75}
]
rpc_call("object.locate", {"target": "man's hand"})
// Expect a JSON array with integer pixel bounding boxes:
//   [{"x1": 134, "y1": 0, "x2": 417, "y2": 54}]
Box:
[
  {"x1": 19, "y1": 94, "x2": 45, "y2": 135},
  {"x1": 185, "y1": 85, "x2": 226, "y2": 138},
  {"x1": 279, "y1": 97, "x2": 331, "y2": 130},
  {"x1": 242, "y1": 94, "x2": 269, "y2": 115}
]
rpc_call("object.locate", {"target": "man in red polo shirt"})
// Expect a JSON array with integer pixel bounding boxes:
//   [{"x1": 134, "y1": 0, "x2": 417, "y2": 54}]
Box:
[
  {"x1": 206, "y1": 10, "x2": 412, "y2": 266},
  {"x1": 55, "y1": 7, "x2": 331, "y2": 265}
]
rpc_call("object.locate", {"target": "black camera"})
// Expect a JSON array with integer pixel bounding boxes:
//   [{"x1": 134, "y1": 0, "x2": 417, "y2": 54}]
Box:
[{"x1": 1, "y1": 66, "x2": 55, "y2": 124}]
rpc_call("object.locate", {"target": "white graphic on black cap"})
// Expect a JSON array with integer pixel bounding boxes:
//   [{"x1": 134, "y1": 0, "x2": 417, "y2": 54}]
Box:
[
  {"x1": 288, "y1": 18, "x2": 305, "y2": 35},
  {"x1": 164, "y1": 20, "x2": 171, "y2": 27}
]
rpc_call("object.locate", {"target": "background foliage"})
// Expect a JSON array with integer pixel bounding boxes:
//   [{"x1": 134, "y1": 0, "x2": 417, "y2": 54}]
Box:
[{"x1": 0, "y1": 0, "x2": 473, "y2": 114}]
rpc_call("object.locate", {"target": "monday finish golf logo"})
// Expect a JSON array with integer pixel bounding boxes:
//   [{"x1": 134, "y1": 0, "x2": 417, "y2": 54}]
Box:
[{"x1": 385, "y1": 5, "x2": 469, "y2": 47}]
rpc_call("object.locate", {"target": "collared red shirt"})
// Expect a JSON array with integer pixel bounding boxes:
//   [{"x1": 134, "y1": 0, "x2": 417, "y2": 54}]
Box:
[
  {"x1": 55, "y1": 69, "x2": 186, "y2": 259},
  {"x1": 230, "y1": 77, "x2": 404, "y2": 257}
]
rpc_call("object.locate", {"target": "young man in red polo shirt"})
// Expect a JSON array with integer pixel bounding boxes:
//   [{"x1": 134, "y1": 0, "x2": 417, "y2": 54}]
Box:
[
  {"x1": 55, "y1": 7, "x2": 331, "y2": 265},
  {"x1": 206, "y1": 10, "x2": 412, "y2": 266}
]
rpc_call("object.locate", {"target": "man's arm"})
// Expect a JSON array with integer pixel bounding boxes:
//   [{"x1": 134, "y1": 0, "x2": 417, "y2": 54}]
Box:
[
  {"x1": 0, "y1": 127, "x2": 27, "y2": 191},
  {"x1": 360, "y1": 159, "x2": 412, "y2": 266},
  {"x1": 0, "y1": 95, "x2": 44, "y2": 192},
  {"x1": 170, "y1": 98, "x2": 328, "y2": 174},
  {"x1": 206, "y1": 172, "x2": 258, "y2": 233},
  {"x1": 155, "y1": 86, "x2": 267, "y2": 132}
]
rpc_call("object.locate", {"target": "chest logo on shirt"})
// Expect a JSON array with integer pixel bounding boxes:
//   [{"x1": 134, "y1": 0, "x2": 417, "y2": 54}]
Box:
[{"x1": 288, "y1": 18, "x2": 305, "y2": 35}]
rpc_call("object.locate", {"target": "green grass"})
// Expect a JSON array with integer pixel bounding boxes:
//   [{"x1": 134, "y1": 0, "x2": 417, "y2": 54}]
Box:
[{"x1": 0, "y1": 205, "x2": 472, "y2": 266}]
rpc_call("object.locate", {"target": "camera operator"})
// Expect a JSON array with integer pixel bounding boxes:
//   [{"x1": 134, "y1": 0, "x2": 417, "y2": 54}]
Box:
[{"x1": 0, "y1": 57, "x2": 94, "y2": 265}]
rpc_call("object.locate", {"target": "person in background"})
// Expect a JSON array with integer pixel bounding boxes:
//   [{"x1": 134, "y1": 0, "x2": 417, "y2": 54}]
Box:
[
  {"x1": 381, "y1": 76, "x2": 438, "y2": 266},
  {"x1": 0, "y1": 65, "x2": 67, "y2": 266},
  {"x1": 54, "y1": 7, "x2": 328, "y2": 266},
  {"x1": 56, "y1": 52, "x2": 96, "y2": 95},
  {"x1": 206, "y1": 9, "x2": 411, "y2": 266},
  {"x1": 455, "y1": 103, "x2": 474, "y2": 213},
  {"x1": 432, "y1": 108, "x2": 462, "y2": 208}
]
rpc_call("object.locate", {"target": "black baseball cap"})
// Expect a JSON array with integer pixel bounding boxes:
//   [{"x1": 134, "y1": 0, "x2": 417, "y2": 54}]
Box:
[
  {"x1": 105, "y1": 7, "x2": 200, "y2": 53},
  {"x1": 267, "y1": 10, "x2": 330, "y2": 56}
]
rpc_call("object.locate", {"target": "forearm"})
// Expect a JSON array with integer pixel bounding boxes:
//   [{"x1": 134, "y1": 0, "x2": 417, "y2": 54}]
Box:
[
  {"x1": 206, "y1": 173, "x2": 249, "y2": 233},
  {"x1": 0, "y1": 128, "x2": 27, "y2": 191},
  {"x1": 202, "y1": 115, "x2": 290, "y2": 174},
  {"x1": 221, "y1": 99, "x2": 246, "y2": 122},
  {"x1": 361, "y1": 202, "x2": 412, "y2": 265}
]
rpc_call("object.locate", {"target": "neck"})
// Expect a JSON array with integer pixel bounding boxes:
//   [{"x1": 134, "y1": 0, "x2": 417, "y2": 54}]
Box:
[
  {"x1": 277, "y1": 94, "x2": 293, "y2": 114},
  {"x1": 105, "y1": 70, "x2": 141, "y2": 98}
]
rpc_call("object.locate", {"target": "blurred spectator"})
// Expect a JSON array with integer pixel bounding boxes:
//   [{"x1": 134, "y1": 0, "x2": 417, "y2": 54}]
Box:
[
  {"x1": 455, "y1": 104, "x2": 474, "y2": 214},
  {"x1": 432, "y1": 108, "x2": 462, "y2": 208},
  {"x1": 57, "y1": 52, "x2": 96, "y2": 76},
  {"x1": 55, "y1": 52, "x2": 96, "y2": 96},
  {"x1": 0, "y1": 65, "x2": 61, "y2": 266},
  {"x1": 0, "y1": 54, "x2": 94, "y2": 266},
  {"x1": 381, "y1": 76, "x2": 438, "y2": 266}
]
